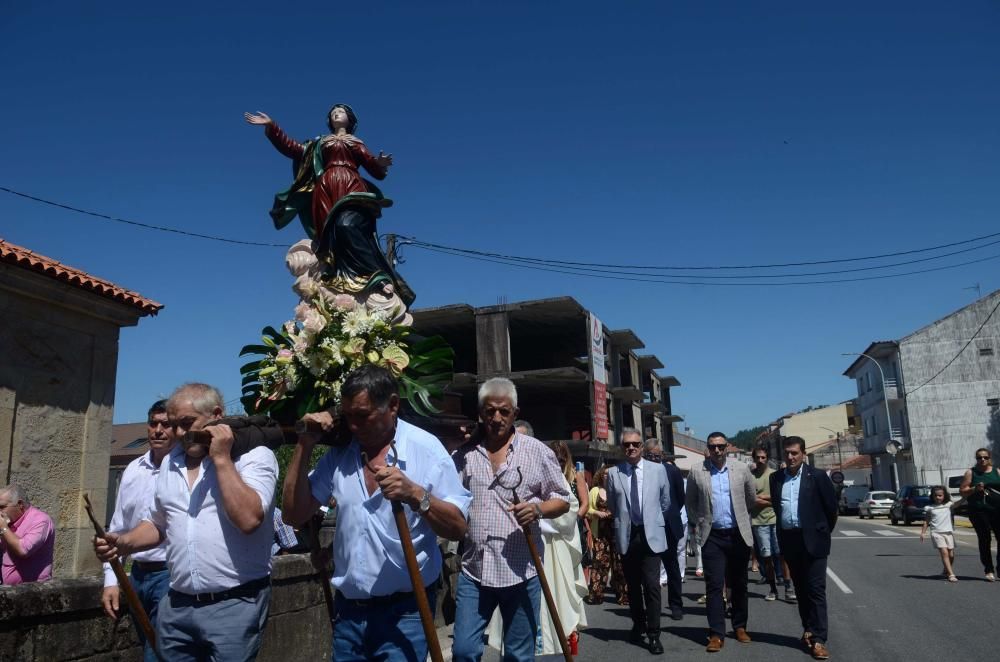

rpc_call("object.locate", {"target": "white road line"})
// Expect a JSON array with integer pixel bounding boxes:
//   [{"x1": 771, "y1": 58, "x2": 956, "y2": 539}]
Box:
[
  {"x1": 874, "y1": 530, "x2": 904, "y2": 537},
  {"x1": 826, "y1": 566, "x2": 853, "y2": 594},
  {"x1": 840, "y1": 530, "x2": 865, "y2": 537}
]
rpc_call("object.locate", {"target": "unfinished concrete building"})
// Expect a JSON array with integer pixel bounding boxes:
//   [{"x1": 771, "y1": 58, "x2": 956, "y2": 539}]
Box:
[{"x1": 410, "y1": 296, "x2": 681, "y2": 469}]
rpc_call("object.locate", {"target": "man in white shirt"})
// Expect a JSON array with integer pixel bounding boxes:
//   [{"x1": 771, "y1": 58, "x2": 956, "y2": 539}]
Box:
[
  {"x1": 100, "y1": 399, "x2": 175, "y2": 662},
  {"x1": 94, "y1": 383, "x2": 278, "y2": 661},
  {"x1": 284, "y1": 364, "x2": 471, "y2": 662}
]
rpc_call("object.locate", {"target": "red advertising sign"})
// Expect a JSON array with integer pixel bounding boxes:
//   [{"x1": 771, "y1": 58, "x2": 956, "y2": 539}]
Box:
[{"x1": 590, "y1": 313, "x2": 609, "y2": 440}]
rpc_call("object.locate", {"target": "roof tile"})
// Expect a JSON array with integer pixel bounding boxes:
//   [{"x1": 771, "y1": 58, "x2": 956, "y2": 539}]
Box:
[{"x1": 0, "y1": 238, "x2": 162, "y2": 315}]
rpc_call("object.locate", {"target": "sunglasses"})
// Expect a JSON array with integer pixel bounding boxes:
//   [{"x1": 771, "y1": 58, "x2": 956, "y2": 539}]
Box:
[
  {"x1": 976, "y1": 455, "x2": 990, "y2": 460},
  {"x1": 622, "y1": 441, "x2": 642, "y2": 449},
  {"x1": 708, "y1": 444, "x2": 727, "y2": 451}
]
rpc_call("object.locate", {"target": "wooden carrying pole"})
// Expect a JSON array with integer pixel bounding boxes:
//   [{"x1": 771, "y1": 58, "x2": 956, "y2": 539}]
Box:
[
  {"x1": 362, "y1": 446, "x2": 444, "y2": 662},
  {"x1": 504, "y1": 470, "x2": 573, "y2": 662},
  {"x1": 304, "y1": 515, "x2": 337, "y2": 632},
  {"x1": 82, "y1": 494, "x2": 162, "y2": 661}
]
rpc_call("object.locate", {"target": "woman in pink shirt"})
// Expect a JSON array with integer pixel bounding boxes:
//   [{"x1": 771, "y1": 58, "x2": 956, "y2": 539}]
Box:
[{"x1": 0, "y1": 484, "x2": 55, "y2": 584}]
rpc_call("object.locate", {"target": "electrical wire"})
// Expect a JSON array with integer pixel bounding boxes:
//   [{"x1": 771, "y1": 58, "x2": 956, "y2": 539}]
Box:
[
  {"x1": 0, "y1": 186, "x2": 288, "y2": 248},
  {"x1": 397, "y1": 229, "x2": 1000, "y2": 272},
  {"x1": 401, "y1": 236, "x2": 1000, "y2": 280},
  {"x1": 904, "y1": 294, "x2": 1000, "y2": 395},
  {"x1": 410, "y1": 242, "x2": 1000, "y2": 287}
]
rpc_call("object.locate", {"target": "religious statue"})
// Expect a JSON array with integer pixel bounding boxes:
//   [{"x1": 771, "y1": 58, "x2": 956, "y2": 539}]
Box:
[{"x1": 245, "y1": 104, "x2": 414, "y2": 325}]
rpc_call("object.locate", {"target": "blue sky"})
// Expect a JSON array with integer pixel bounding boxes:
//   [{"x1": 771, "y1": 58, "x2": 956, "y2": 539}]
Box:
[{"x1": 2, "y1": 1, "x2": 998, "y2": 436}]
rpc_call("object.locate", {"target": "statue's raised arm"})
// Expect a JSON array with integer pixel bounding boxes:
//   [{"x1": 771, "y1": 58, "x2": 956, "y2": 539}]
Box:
[{"x1": 246, "y1": 103, "x2": 414, "y2": 323}]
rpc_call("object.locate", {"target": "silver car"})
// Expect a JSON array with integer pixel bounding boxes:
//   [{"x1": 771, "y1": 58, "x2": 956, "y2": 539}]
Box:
[{"x1": 858, "y1": 491, "x2": 895, "y2": 519}]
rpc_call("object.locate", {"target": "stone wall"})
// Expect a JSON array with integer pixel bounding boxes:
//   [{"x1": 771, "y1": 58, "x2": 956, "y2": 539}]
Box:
[
  {"x1": 1, "y1": 264, "x2": 148, "y2": 578},
  {"x1": 0, "y1": 554, "x2": 329, "y2": 662}
]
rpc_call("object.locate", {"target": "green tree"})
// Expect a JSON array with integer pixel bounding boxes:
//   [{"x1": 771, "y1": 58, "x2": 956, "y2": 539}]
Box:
[{"x1": 730, "y1": 425, "x2": 767, "y2": 451}]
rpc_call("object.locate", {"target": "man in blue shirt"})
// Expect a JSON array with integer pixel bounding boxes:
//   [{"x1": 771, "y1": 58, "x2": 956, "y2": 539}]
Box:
[
  {"x1": 686, "y1": 432, "x2": 757, "y2": 652},
  {"x1": 284, "y1": 365, "x2": 472, "y2": 662},
  {"x1": 770, "y1": 436, "x2": 838, "y2": 661}
]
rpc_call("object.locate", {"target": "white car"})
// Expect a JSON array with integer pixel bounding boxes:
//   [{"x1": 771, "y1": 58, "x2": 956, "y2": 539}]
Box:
[{"x1": 858, "y1": 491, "x2": 895, "y2": 519}]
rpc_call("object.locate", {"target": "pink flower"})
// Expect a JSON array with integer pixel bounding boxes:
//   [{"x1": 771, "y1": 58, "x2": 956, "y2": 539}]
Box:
[{"x1": 333, "y1": 294, "x2": 358, "y2": 311}]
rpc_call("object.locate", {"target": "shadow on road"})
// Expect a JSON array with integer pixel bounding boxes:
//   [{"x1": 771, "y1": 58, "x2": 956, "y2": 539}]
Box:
[
  {"x1": 900, "y1": 573, "x2": 980, "y2": 581},
  {"x1": 576, "y1": 626, "x2": 632, "y2": 643}
]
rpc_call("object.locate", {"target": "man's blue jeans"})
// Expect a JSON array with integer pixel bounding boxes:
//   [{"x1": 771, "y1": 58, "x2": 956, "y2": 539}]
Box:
[
  {"x1": 129, "y1": 565, "x2": 170, "y2": 662},
  {"x1": 452, "y1": 574, "x2": 540, "y2": 662},
  {"x1": 332, "y1": 589, "x2": 436, "y2": 662}
]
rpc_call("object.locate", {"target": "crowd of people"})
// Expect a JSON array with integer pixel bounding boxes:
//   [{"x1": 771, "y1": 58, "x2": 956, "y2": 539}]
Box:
[{"x1": 0, "y1": 362, "x2": 993, "y2": 661}]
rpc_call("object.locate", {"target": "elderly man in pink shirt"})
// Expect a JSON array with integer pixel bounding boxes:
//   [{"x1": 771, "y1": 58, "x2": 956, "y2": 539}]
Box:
[{"x1": 0, "y1": 484, "x2": 55, "y2": 584}]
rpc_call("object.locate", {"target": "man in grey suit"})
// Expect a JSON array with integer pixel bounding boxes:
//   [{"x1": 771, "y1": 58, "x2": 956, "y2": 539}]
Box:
[
  {"x1": 686, "y1": 432, "x2": 757, "y2": 653},
  {"x1": 607, "y1": 428, "x2": 671, "y2": 655}
]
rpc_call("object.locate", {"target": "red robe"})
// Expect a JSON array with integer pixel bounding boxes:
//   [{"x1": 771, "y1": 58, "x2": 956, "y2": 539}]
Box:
[{"x1": 265, "y1": 123, "x2": 388, "y2": 238}]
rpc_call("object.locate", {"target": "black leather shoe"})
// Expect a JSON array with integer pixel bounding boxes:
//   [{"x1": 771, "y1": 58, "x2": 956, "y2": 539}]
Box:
[
  {"x1": 648, "y1": 637, "x2": 664, "y2": 655},
  {"x1": 670, "y1": 608, "x2": 683, "y2": 621},
  {"x1": 629, "y1": 628, "x2": 645, "y2": 645}
]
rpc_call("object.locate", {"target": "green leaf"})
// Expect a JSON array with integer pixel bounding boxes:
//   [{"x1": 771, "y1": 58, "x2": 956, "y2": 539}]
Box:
[
  {"x1": 239, "y1": 360, "x2": 262, "y2": 375},
  {"x1": 240, "y1": 344, "x2": 273, "y2": 357}
]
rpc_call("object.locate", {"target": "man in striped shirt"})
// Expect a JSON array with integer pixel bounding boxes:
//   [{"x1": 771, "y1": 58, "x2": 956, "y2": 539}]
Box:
[{"x1": 452, "y1": 378, "x2": 570, "y2": 662}]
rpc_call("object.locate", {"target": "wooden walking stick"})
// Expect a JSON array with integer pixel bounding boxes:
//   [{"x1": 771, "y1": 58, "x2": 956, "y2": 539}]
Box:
[
  {"x1": 362, "y1": 444, "x2": 444, "y2": 662},
  {"x1": 493, "y1": 467, "x2": 573, "y2": 662},
  {"x1": 304, "y1": 513, "x2": 337, "y2": 632},
  {"x1": 83, "y1": 494, "x2": 163, "y2": 661}
]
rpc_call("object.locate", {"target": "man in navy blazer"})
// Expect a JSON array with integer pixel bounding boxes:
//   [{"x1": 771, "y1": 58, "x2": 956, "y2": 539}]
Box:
[
  {"x1": 770, "y1": 436, "x2": 837, "y2": 661},
  {"x1": 644, "y1": 438, "x2": 687, "y2": 620}
]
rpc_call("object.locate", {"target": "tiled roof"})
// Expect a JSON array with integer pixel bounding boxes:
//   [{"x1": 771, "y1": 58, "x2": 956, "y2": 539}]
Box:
[{"x1": 0, "y1": 238, "x2": 162, "y2": 315}]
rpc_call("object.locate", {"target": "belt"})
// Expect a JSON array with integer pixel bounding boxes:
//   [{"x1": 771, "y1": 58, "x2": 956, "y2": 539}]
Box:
[
  {"x1": 335, "y1": 588, "x2": 426, "y2": 609},
  {"x1": 133, "y1": 561, "x2": 168, "y2": 572},
  {"x1": 170, "y1": 576, "x2": 270, "y2": 603}
]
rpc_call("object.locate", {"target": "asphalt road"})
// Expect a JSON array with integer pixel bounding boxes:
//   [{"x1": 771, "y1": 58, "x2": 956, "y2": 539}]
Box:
[{"x1": 466, "y1": 515, "x2": 997, "y2": 661}]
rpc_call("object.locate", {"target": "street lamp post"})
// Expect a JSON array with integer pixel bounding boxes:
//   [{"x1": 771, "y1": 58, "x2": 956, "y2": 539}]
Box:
[{"x1": 842, "y1": 352, "x2": 900, "y2": 491}]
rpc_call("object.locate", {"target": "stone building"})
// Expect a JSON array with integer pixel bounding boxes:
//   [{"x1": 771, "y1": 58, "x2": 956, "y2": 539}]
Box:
[
  {"x1": 410, "y1": 296, "x2": 683, "y2": 470},
  {"x1": 0, "y1": 239, "x2": 160, "y2": 578},
  {"x1": 843, "y1": 289, "x2": 1000, "y2": 490},
  {"x1": 755, "y1": 402, "x2": 860, "y2": 468}
]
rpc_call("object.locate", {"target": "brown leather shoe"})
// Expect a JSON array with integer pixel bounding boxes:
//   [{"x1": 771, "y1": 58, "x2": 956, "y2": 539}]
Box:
[
  {"x1": 706, "y1": 634, "x2": 724, "y2": 652},
  {"x1": 811, "y1": 642, "x2": 830, "y2": 660},
  {"x1": 734, "y1": 628, "x2": 752, "y2": 643}
]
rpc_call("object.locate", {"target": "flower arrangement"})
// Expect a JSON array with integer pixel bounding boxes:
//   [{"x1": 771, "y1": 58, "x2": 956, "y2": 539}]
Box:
[{"x1": 239, "y1": 293, "x2": 453, "y2": 422}]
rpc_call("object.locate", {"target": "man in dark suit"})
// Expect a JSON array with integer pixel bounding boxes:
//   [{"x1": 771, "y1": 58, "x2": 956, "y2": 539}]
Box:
[
  {"x1": 770, "y1": 436, "x2": 837, "y2": 661},
  {"x1": 644, "y1": 438, "x2": 686, "y2": 621}
]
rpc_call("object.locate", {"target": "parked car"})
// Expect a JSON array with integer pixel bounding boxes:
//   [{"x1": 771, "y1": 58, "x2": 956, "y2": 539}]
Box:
[
  {"x1": 947, "y1": 475, "x2": 969, "y2": 516},
  {"x1": 858, "y1": 491, "x2": 895, "y2": 519},
  {"x1": 890, "y1": 485, "x2": 933, "y2": 525},
  {"x1": 839, "y1": 485, "x2": 870, "y2": 515}
]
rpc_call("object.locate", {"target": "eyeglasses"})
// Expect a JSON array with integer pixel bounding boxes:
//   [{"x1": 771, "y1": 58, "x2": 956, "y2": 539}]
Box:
[
  {"x1": 708, "y1": 444, "x2": 727, "y2": 452},
  {"x1": 622, "y1": 441, "x2": 642, "y2": 449}
]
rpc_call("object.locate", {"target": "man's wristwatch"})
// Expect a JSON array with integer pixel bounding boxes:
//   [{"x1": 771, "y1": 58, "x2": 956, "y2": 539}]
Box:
[
  {"x1": 533, "y1": 504, "x2": 543, "y2": 521},
  {"x1": 418, "y1": 489, "x2": 431, "y2": 514}
]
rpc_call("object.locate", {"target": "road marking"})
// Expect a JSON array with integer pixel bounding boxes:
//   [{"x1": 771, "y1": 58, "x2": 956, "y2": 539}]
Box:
[
  {"x1": 840, "y1": 530, "x2": 865, "y2": 537},
  {"x1": 826, "y1": 566, "x2": 853, "y2": 594},
  {"x1": 874, "y1": 530, "x2": 904, "y2": 537}
]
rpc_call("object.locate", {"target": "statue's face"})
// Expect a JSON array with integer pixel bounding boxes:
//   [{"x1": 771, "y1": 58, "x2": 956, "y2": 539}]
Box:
[{"x1": 329, "y1": 107, "x2": 350, "y2": 129}]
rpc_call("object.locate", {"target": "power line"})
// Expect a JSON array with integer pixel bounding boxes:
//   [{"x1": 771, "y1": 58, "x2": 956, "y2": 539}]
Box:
[
  {"x1": 905, "y1": 293, "x2": 1000, "y2": 396},
  {"x1": 402, "y1": 236, "x2": 1000, "y2": 280},
  {"x1": 397, "y1": 229, "x2": 1000, "y2": 272},
  {"x1": 410, "y1": 242, "x2": 1000, "y2": 287},
  {"x1": 4, "y1": 184, "x2": 999, "y2": 270},
  {"x1": 0, "y1": 186, "x2": 287, "y2": 248}
]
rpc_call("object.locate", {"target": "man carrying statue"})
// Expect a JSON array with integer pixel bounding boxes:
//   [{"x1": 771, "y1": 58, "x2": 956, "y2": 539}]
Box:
[{"x1": 283, "y1": 364, "x2": 472, "y2": 662}]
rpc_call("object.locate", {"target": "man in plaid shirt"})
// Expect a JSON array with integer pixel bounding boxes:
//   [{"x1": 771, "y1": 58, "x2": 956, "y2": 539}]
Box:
[{"x1": 452, "y1": 378, "x2": 570, "y2": 662}]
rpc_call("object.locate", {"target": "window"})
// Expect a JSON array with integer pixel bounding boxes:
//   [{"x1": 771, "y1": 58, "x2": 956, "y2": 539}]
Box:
[
  {"x1": 988, "y1": 398, "x2": 1000, "y2": 410},
  {"x1": 857, "y1": 378, "x2": 864, "y2": 397},
  {"x1": 980, "y1": 347, "x2": 994, "y2": 357},
  {"x1": 866, "y1": 373, "x2": 872, "y2": 393}
]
